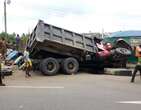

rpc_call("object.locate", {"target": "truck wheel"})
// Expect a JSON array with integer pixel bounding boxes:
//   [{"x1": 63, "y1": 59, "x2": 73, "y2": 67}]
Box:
[
  {"x1": 40, "y1": 58, "x2": 59, "y2": 76},
  {"x1": 62, "y1": 57, "x2": 79, "y2": 75},
  {"x1": 115, "y1": 48, "x2": 131, "y2": 56}
]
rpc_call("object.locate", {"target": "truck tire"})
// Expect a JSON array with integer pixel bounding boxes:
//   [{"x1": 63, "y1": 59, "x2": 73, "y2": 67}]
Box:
[
  {"x1": 62, "y1": 57, "x2": 79, "y2": 75},
  {"x1": 40, "y1": 58, "x2": 59, "y2": 76},
  {"x1": 115, "y1": 48, "x2": 131, "y2": 56}
]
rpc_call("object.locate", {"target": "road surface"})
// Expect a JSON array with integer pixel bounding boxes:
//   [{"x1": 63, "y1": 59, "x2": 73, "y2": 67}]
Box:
[{"x1": 0, "y1": 70, "x2": 141, "y2": 110}]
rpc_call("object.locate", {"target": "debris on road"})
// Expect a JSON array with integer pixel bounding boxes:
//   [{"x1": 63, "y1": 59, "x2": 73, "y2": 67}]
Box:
[{"x1": 104, "y1": 68, "x2": 132, "y2": 76}]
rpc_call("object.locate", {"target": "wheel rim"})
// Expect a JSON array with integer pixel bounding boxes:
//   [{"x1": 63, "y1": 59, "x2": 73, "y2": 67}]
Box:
[
  {"x1": 68, "y1": 62, "x2": 74, "y2": 70},
  {"x1": 119, "y1": 48, "x2": 127, "y2": 54},
  {"x1": 47, "y1": 62, "x2": 55, "y2": 71},
  {"x1": 116, "y1": 48, "x2": 131, "y2": 55}
]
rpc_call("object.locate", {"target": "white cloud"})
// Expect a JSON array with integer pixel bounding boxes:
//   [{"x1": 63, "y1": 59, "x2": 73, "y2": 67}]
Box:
[{"x1": 0, "y1": 0, "x2": 141, "y2": 34}]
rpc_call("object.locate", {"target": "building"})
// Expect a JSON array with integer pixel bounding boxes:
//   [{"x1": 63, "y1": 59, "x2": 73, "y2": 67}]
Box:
[
  {"x1": 105, "y1": 31, "x2": 141, "y2": 47},
  {"x1": 83, "y1": 32, "x2": 111, "y2": 39}
]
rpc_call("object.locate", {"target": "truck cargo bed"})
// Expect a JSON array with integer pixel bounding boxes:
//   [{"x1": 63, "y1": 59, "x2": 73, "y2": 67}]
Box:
[{"x1": 27, "y1": 20, "x2": 98, "y2": 59}]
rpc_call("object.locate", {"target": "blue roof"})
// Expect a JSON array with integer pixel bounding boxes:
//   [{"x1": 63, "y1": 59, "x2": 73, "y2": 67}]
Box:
[{"x1": 109, "y1": 31, "x2": 141, "y2": 38}]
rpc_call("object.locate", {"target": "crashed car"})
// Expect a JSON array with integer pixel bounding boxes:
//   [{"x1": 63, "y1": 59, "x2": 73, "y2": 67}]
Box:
[
  {"x1": 94, "y1": 37, "x2": 132, "y2": 68},
  {"x1": 0, "y1": 49, "x2": 23, "y2": 76},
  {"x1": 1, "y1": 65, "x2": 13, "y2": 76},
  {"x1": 5, "y1": 49, "x2": 23, "y2": 66}
]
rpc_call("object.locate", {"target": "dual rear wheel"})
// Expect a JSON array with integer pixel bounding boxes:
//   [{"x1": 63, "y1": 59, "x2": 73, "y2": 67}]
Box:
[
  {"x1": 62, "y1": 57, "x2": 79, "y2": 75},
  {"x1": 40, "y1": 58, "x2": 59, "y2": 76},
  {"x1": 40, "y1": 57, "x2": 79, "y2": 76}
]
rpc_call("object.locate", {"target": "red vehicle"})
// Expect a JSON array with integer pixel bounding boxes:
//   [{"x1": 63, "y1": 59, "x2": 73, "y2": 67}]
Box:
[{"x1": 94, "y1": 37, "x2": 132, "y2": 68}]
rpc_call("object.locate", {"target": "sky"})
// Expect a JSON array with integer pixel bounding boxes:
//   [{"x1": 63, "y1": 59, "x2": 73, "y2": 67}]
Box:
[{"x1": 0, "y1": 0, "x2": 141, "y2": 35}]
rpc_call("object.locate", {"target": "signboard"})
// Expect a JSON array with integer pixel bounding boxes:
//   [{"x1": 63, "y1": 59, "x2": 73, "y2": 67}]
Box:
[{"x1": 130, "y1": 38, "x2": 141, "y2": 46}]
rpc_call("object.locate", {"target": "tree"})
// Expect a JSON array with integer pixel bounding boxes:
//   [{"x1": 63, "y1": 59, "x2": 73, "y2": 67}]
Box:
[
  {"x1": 19, "y1": 33, "x2": 30, "y2": 51},
  {"x1": 0, "y1": 32, "x2": 30, "y2": 51}
]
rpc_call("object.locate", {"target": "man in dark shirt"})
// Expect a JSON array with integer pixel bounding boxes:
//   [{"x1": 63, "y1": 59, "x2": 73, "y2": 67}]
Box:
[
  {"x1": 0, "y1": 37, "x2": 6, "y2": 86},
  {"x1": 0, "y1": 53, "x2": 5, "y2": 86}
]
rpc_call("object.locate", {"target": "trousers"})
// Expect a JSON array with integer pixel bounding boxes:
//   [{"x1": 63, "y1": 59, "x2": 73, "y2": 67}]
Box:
[
  {"x1": 131, "y1": 64, "x2": 141, "y2": 82},
  {"x1": 0, "y1": 63, "x2": 3, "y2": 84}
]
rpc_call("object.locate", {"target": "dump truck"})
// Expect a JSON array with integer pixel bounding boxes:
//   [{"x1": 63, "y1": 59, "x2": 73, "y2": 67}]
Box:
[{"x1": 27, "y1": 20, "x2": 131, "y2": 75}]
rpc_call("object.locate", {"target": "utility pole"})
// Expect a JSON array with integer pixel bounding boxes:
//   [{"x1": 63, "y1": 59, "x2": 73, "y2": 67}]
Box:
[
  {"x1": 4, "y1": 0, "x2": 7, "y2": 34},
  {"x1": 4, "y1": 0, "x2": 11, "y2": 35}
]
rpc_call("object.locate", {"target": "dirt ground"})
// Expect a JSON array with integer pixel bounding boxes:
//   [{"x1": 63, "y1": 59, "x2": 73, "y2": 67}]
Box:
[{"x1": 3, "y1": 66, "x2": 140, "y2": 86}]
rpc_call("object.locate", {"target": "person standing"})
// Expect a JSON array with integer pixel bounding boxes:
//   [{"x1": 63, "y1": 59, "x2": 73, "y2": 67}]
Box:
[
  {"x1": 0, "y1": 37, "x2": 7, "y2": 59},
  {"x1": 20, "y1": 47, "x2": 32, "y2": 77},
  {"x1": 0, "y1": 53, "x2": 5, "y2": 86},
  {"x1": 131, "y1": 45, "x2": 141, "y2": 83},
  {"x1": 15, "y1": 34, "x2": 20, "y2": 51},
  {"x1": 0, "y1": 38, "x2": 6, "y2": 86}
]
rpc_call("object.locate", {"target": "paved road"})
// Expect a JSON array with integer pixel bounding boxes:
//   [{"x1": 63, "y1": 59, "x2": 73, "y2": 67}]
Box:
[{"x1": 0, "y1": 71, "x2": 141, "y2": 110}]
